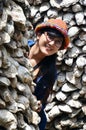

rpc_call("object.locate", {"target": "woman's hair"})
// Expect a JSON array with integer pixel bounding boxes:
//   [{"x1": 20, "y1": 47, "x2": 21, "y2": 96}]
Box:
[
  {"x1": 38, "y1": 53, "x2": 57, "y2": 104},
  {"x1": 41, "y1": 53, "x2": 57, "y2": 87}
]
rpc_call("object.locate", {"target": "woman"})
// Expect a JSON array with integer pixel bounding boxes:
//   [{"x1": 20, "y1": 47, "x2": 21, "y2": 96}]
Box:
[{"x1": 28, "y1": 19, "x2": 70, "y2": 130}]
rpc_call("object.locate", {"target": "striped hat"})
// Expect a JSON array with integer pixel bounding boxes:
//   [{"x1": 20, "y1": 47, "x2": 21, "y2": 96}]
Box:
[{"x1": 35, "y1": 19, "x2": 70, "y2": 50}]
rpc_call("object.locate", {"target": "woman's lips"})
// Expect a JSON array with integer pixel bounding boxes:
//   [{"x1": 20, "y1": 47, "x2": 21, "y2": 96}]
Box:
[{"x1": 45, "y1": 44, "x2": 53, "y2": 51}]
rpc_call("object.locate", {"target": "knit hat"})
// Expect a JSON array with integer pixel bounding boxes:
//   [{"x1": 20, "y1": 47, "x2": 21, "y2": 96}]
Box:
[{"x1": 35, "y1": 19, "x2": 70, "y2": 50}]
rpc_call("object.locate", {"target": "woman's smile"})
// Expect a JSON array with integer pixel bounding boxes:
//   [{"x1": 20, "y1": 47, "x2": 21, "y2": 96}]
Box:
[{"x1": 45, "y1": 44, "x2": 53, "y2": 51}]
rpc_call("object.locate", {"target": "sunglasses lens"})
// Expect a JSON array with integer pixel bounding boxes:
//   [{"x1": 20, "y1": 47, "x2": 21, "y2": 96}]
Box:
[{"x1": 47, "y1": 32, "x2": 56, "y2": 41}]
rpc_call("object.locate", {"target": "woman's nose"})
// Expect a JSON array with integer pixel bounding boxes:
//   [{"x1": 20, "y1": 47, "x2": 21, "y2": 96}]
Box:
[{"x1": 48, "y1": 40, "x2": 55, "y2": 46}]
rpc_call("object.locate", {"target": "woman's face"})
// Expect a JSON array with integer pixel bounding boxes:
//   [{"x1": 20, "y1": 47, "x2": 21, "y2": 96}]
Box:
[{"x1": 37, "y1": 32, "x2": 63, "y2": 56}]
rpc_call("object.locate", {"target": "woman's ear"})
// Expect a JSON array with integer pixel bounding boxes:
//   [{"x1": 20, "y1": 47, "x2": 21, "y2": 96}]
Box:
[{"x1": 36, "y1": 32, "x2": 42, "y2": 40}]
